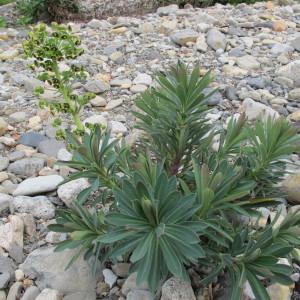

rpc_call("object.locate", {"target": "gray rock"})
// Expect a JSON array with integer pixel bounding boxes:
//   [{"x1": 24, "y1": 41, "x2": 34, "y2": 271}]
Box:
[
  {"x1": 289, "y1": 88, "x2": 300, "y2": 101},
  {"x1": 225, "y1": 86, "x2": 238, "y2": 100},
  {"x1": 122, "y1": 273, "x2": 148, "y2": 296},
  {"x1": 112, "y1": 263, "x2": 130, "y2": 277},
  {"x1": 63, "y1": 291, "x2": 96, "y2": 300},
  {"x1": 57, "y1": 178, "x2": 90, "y2": 207},
  {"x1": 19, "y1": 133, "x2": 48, "y2": 148},
  {"x1": 157, "y1": 4, "x2": 179, "y2": 16},
  {"x1": 9, "y1": 112, "x2": 26, "y2": 123},
  {"x1": 276, "y1": 60, "x2": 300, "y2": 83},
  {"x1": 38, "y1": 139, "x2": 65, "y2": 157},
  {"x1": 110, "y1": 121, "x2": 127, "y2": 134},
  {"x1": 133, "y1": 73, "x2": 152, "y2": 86},
  {"x1": 0, "y1": 272, "x2": 10, "y2": 289},
  {"x1": 20, "y1": 247, "x2": 98, "y2": 294},
  {"x1": 8, "y1": 151, "x2": 25, "y2": 162},
  {"x1": 90, "y1": 96, "x2": 107, "y2": 107},
  {"x1": 8, "y1": 158, "x2": 45, "y2": 177},
  {"x1": 161, "y1": 277, "x2": 196, "y2": 300},
  {"x1": 84, "y1": 80, "x2": 110, "y2": 94},
  {"x1": 21, "y1": 286, "x2": 40, "y2": 300},
  {"x1": 36, "y1": 288, "x2": 62, "y2": 300},
  {"x1": 246, "y1": 77, "x2": 266, "y2": 89},
  {"x1": 13, "y1": 175, "x2": 64, "y2": 196},
  {"x1": 6, "y1": 282, "x2": 23, "y2": 300},
  {"x1": 271, "y1": 43, "x2": 294, "y2": 55},
  {"x1": 57, "y1": 148, "x2": 72, "y2": 162},
  {"x1": 283, "y1": 173, "x2": 300, "y2": 203},
  {"x1": 291, "y1": 37, "x2": 300, "y2": 52},
  {"x1": 102, "y1": 269, "x2": 117, "y2": 288},
  {"x1": 0, "y1": 117, "x2": 8, "y2": 136},
  {"x1": 11, "y1": 196, "x2": 55, "y2": 219},
  {"x1": 0, "y1": 256, "x2": 16, "y2": 278},
  {"x1": 0, "y1": 156, "x2": 9, "y2": 171},
  {"x1": 127, "y1": 290, "x2": 153, "y2": 300},
  {"x1": 206, "y1": 28, "x2": 226, "y2": 51},
  {"x1": 171, "y1": 29, "x2": 198, "y2": 46},
  {"x1": 105, "y1": 99, "x2": 123, "y2": 110},
  {"x1": 0, "y1": 291, "x2": 6, "y2": 300},
  {"x1": 204, "y1": 88, "x2": 222, "y2": 105},
  {"x1": 0, "y1": 193, "x2": 12, "y2": 213},
  {"x1": 236, "y1": 55, "x2": 260, "y2": 70}
]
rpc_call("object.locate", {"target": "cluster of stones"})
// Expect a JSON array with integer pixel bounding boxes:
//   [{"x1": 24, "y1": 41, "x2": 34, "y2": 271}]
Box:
[{"x1": 0, "y1": 0, "x2": 300, "y2": 299}]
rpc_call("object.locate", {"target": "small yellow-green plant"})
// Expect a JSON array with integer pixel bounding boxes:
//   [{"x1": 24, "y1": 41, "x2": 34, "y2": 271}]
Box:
[{"x1": 23, "y1": 23, "x2": 95, "y2": 137}]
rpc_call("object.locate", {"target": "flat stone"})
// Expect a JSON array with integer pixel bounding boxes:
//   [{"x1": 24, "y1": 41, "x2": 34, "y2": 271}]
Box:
[
  {"x1": 288, "y1": 110, "x2": 300, "y2": 121},
  {"x1": 241, "y1": 98, "x2": 279, "y2": 121},
  {"x1": 0, "y1": 48, "x2": 18, "y2": 60},
  {"x1": 8, "y1": 151, "x2": 25, "y2": 162},
  {"x1": 13, "y1": 175, "x2": 64, "y2": 196},
  {"x1": 289, "y1": 88, "x2": 300, "y2": 101},
  {"x1": 0, "y1": 193, "x2": 12, "y2": 213},
  {"x1": 110, "y1": 121, "x2": 127, "y2": 134},
  {"x1": 11, "y1": 196, "x2": 55, "y2": 219},
  {"x1": 171, "y1": 29, "x2": 198, "y2": 46},
  {"x1": 122, "y1": 273, "x2": 148, "y2": 296},
  {"x1": 203, "y1": 88, "x2": 222, "y2": 105},
  {"x1": 291, "y1": 36, "x2": 300, "y2": 52},
  {"x1": 20, "y1": 247, "x2": 97, "y2": 294},
  {"x1": 130, "y1": 84, "x2": 147, "y2": 94},
  {"x1": 8, "y1": 158, "x2": 45, "y2": 177},
  {"x1": 90, "y1": 96, "x2": 107, "y2": 107},
  {"x1": 206, "y1": 28, "x2": 226, "y2": 51},
  {"x1": 9, "y1": 112, "x2": 26, "y2": 123},
  {"x1": 0, "y1": 117, "x2": 8, "y2": 136},
  {"x1": 222, "y1": 65, "x2": 248, "y2": 77},
  {"x1": 0, "y1": 215, "x2": 24, "y2": 252},
  {"x1": 127, "y1": 290, "x2": 153, "y2": 300},
  {"x1": 112, "y1": 263, "x2": 130, "y2": 277},
  {"x1": 276, "y1": 60, "x2": 300, "y2": 83},
  {"x1": 102, "y1": 269, "x2": 117, "y2": 288},
  {"x1": 19, "y1": 132, "x2": 48, "y2": 148},
  {"x1": 84, "y1": 80, "x2": 110, "y2": 94},
  {"x1": 62, "y1": 291, "x2": 96, "y2": 300},
  {"x1": 157, "y1": 4, "x2": 179, "y2": 16},
  {"x1": 0, "y1": 272, "x2": 10, "y2": 289},
  {"x1": 0, "y1": 255, "x2": 16, "y2": 279},
  {"x1": 161, "y1": 277, "x2": 196, "y2": 300},
  {"x1": 0, "y1": 156, "x2": 9, "y2": 171},
  {"x1": 105, "y1": 99, "x2": 123, "y2": 110},
  {"x1": 21, "y1": 286, "x2": 40, "y2": 300},
  {"x1": 133, "y1": 73, "x2": 152, "y2": 86},
  {"x1": 283, "y1": 173, "x2": 300, "y2": 203},
  {"x1": 36, "y1": 289, "x2": 62, "y2": 300},
  {"x1": 83, "y1": 115, "x2": 107, "y2": 127},
  {"x1": 6, "y1": 282, "x2": 23, "y2": 300},
  {"x1": 236, "y1": 55, "x2": 260, "y2": 70},
  {"x1": 57, "y1": 178, "x2": 90, "y2": 207},
  {"x1": 38, "y1": 139, "x2": 65, "y2": 157},
  {"x1": 110, "y1": 78, "x2": 132, "y2": 88}
]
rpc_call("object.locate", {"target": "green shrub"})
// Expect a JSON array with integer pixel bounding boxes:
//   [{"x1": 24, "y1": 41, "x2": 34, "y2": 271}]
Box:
[
  {"x1": 23, "y1": 23, "x2": 95, "y2": 137},
  {"x1": 0, "y1": 0, "x2": 12, "y2": 5},
  {"x1": 45, "y1": 60, "x2": 300, "y2": 299}
]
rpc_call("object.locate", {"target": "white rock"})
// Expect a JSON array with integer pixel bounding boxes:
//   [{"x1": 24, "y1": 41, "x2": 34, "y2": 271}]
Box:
[
  {"x1": 90, "y1": 96, "x2": 107, "y2": 107},
  {"x1": 0, "y1": 215, "x2": 23, "y2": 252},
  {"x1": 57, "y1": 178, "x2": 90, "y2": 207},
  {"x1": 11, "y1": 196, "x2": 55, "y2": 219},
  {"x1": 36, "y1": 288, "x2": 62, "y2": 300},
  {"x1": 83, "y1": 115, "x2": 107, "y2": 127},
  {"x1": 15, "y1": 269, "x2": 24, "y2": 281},
  {"x1": 133, "y1": 73, "x2": 152, "y2": 86},
  {"x1": 161, "y1": 277, "x2": 196, "y2": 300},
  {"x1": 110, "y1": 121, "x2": 127, "y2": 134},
  {"x1": 236, "y1": 55, "x2": 260, "y2": 70},
  {"x1": 241, "y1": 98, "x2": 279, "y2": 121},
  {"x1": 102, "y1": 269, "x2": 117, "y2": 288},
  {"x1": 57, "y1": 148, "x2": 72, "y2": 162},
  {"x1": 13, "y1": 175, "x2": 64, "y2": 196},
  {"x1": 105, "y1": 99, "x2": 123, "y2": 110},
  {"x1": 276, "y1": 60, "x2": 300, "y2": 82},
  {"x1": 206, "y1": 28, "x2": 226, "y2": 51},
  {"x1": 0, "y1": 193, "x2": 12, "y2": 213}
]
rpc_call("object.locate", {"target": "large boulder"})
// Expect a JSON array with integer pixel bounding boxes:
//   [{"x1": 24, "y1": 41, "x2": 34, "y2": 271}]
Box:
[{"x1": 19, "y1": 247, "x2": 98, "y2": 296}]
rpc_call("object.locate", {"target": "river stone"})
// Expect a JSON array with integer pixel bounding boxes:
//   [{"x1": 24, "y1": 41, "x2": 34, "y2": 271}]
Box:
[
  {"x1": 11, "y1": 196, "x2": 55, "y2": 219},
  {"x1": 161, "y1": 277, "x2": 196, "y2": 300},
  {"x1": 63, "y1": 291, "x2": 96, "y2": 300},
  {"x1": 18, "y1": 132, "x2": 48, "y2": 148},
  {"x1": 291, "y1": 36, "x2": 300, "y2": 52},
  {"x1": 19, "y1": 247, "x2": 98, "y2": 294},
  {"x1": 127, "y1": 290, "x2": 153, "y2": 300},
  {"x1": 0, "y1": 156, "x2": 9, "y2": 171},
  {"x1": 8, "y1": 158, "x2": 45, "y2": 177},
  {"x1": 206, "y1": 28, "x2": 226, "y2": 51},
  {"x1": 122, "y1": 273, "x2": 148, "y2": 296},
  {"x1": 36, "y1": 289, "x2": 62, "y2": 300},
  {"x1": 0, "y1": 193, "x2": 12, "y2": 213},
  {"x1": 84, "y1": 80, "x2": 110, "y2": 93},
  {"x1": 13, "y1": 175, "x2": 64, "y2": 196},
  {"x1": 0, "y1": 117, "x2": 8, "y2": 136},
  {"x1": 57, "y1": 178, "x2": 90, "y2": 207},
  {"x1": 276, "y1": 60, "x2": 300, "y2": 83},
  {"x1": 21, "y1": 286, "x2": 40, "y2": 300},
  {"x1": 236, "y1": 55, "x2": 260, "y2": 70},
  {"x1": 38, "y1": 139, "x2": 65, "y2": 157},
  {"x1": 282, "y1": 173, "x2": 300, "y2": 204},
  {"x1": 170, "y1": 29, "x2": 198, "y2": 46},
  {"x1": 241, "y1": 98, "x2": 279, "y2": 121}
]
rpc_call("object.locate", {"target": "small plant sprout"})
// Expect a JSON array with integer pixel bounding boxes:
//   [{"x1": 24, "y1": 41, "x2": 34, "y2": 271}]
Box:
[{"x1": 23, "y1": 23, "x2": 95, "y2": 138}]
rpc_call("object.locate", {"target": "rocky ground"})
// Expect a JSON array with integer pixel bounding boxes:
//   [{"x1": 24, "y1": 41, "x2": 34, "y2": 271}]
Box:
[{"x1": 1, "y1": 1, "x2": 300, "y2": 299}]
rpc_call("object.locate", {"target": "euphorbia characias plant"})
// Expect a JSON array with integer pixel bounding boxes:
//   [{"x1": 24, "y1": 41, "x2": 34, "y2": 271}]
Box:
[{"x1": 23, "y1": 22, "x2": 95, "y2": 137}]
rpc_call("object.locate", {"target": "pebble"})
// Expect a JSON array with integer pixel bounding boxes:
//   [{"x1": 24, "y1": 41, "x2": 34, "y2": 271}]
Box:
[
  {"x1": 84, "y1": 79, "x2": 110, "y2": 93},
  {"x1": 171, "y1": 29, "x2": 198, "y2": 46},
  {"x1": 8, "y1": 158, "x2": 45, "y2": 177},
  {"x1": 0, "y1": 117, "x2": 8, "y2": 136},
  {"x1": 18, "y1": 133, "x2": 48, "y2": 148},
  {"x1": 103, "y1": 269, "x2": 117, "y2": 288},
  {"x1": 13, "y1": 175, "x2": 64, "y2": 196},
  {"x1": 206, "y1": 28, "x2": 226, "y2": 51},
  {"x1": 36, "y1": 289, "x2": 62, "y2": 300},
  {"x1": 161, "y1": 277, "x2": 196, "y2": 300},
  {"x1": 236, "y1": 55, "x2": 260, "y2": 70},
  {"x1": 90, "y1": 95, "x2": 107, "y2": 107},
  {"x1": 0, "y1": 156, "x2": 9, "y2": 171},
  {"x1": 11, "y1": 195, "x2": 55, "y2": 219},
  {"x1": 38, "y1": 139, "x2": 65, "y2": 157},
  {"x1": 21, "y1": 286, "x2": 40, "y2": 300}
]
